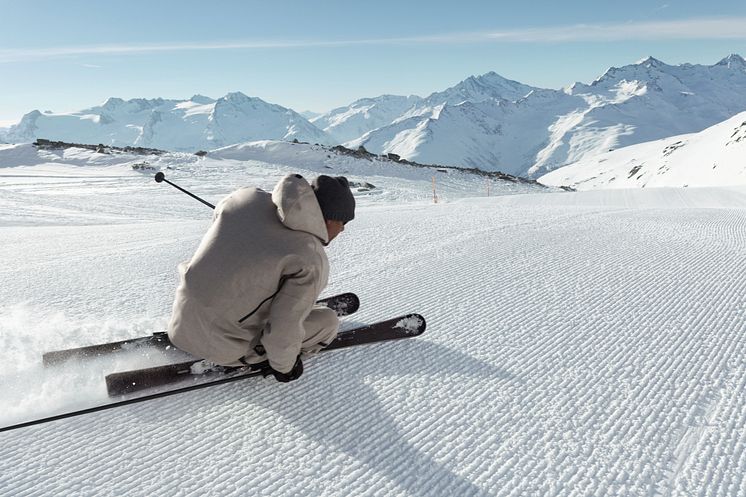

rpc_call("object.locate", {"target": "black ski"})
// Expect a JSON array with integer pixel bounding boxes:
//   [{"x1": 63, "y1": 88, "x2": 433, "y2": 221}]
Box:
[
  {"x1": 42, "y1": 292, "x2": 360, "y2": 366},
  {"x1": 106, "y1": 313, "x2": 426, "y2": 396},
  {"x1": 0, "y1": 312, "x2": 425, "y2": 434}
]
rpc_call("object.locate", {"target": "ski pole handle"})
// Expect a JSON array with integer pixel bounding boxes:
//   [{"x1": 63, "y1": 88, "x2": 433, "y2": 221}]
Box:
[{"x1": 154, "y1": 172, "x2": 215, "y2": 209}]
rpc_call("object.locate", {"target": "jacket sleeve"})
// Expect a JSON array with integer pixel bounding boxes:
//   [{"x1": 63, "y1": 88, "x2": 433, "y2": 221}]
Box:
[{"x1": 262, "y1": 266, "x2": 323, "y2": 373}]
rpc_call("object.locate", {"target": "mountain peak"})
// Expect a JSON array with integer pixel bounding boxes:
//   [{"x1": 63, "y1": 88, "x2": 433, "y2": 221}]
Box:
[
  {"x1": 98, "y1": 97, "x2": 167, "y2": 113},
  {"x1": 593, "y1": 56, "x2": 669, "y2": 86},
  {"x1": 635, "y1": 56, "x2": 666, "y2": 68},
  {"x1": 101, "y1": 97, "x2": 126, "y2": 109},
  {"x1": 471, "y1": 71, "x2": 498, "y2": 79},
  {"x1": 716, "y1": 54, "x2": 746, "y2": 69},
  {"x1": 26, "y1": 109, "x2": 42, "y2": 118},
  {"x1": 190, "y1": 94, "x2": 215, "y2": 104},
  {"x1": 565, "y1": 81, "x2": 590, "y2": 94},
  {"x1": 223, "y1": 91, "x2": 252, "y2": 101},
  {"x1": 470, "y1": 71, "x2": 517, "y2": 85},
  {"x1": 431, "y1": 71, "x2": 536, "y2": 104}
]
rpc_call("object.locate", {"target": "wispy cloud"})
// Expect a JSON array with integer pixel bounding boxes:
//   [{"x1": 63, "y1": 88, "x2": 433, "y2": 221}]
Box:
[
  {"x1": 0, "y1": 40, "x2": 351, "y2": 63},
  {"x1": 1, "y1": 17, "x2": 745, "y2": 63},
  {"x1": 484, "y1": 17, "x2": 746, "y2": 42}
]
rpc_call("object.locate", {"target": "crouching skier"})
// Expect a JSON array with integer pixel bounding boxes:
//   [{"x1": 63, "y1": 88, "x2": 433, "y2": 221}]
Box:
[{"x1": 167, "y1": 173, "x2": 355, "y2": 383}]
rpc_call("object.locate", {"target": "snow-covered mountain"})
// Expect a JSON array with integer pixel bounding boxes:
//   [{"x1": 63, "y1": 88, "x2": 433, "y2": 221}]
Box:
[
  {"x1": 311, "y1": 95, "x2": 424, "y2": 144},
  {"x1": 299, "y1": 110, "x2": 322, "y2": 120},
  {"x1": 538, "y1": 110, "x2": 746, "y2": 190},
  {"x1": 348, "y1": 55, "x2": 746, "y2": 177},
  {"x1": 421, "y1": 71, "x2": 538, "y2": 107},
  {"x1": 2, "y1": 92, "x2": 334, "y2": 151},
  {"x1": 312, "y1": 72, "x2": 537, "y2": 146},
  {"x1": 349, "y1": 89, "x2": 587, "y2": 175},
  {"x1": 3, "y1": 55, "x2": 746, "y2": 179}
]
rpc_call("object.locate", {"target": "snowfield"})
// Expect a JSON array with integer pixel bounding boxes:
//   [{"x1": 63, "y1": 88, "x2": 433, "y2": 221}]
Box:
[
  {"x1": 540, "y1": 111, "x2": 746, "y2": 190},
  {"x1": 1, "y1": 143, "x2": 746, "y2": 496}
]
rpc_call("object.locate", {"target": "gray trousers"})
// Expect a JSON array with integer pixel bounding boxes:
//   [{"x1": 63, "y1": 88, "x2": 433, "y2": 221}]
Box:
[
  {"x1": 299, "y1": 305, "x2": 340, "y2": 357},
  {"x1": 237, "y1": 305, "x2": 339, "y2": 366}
]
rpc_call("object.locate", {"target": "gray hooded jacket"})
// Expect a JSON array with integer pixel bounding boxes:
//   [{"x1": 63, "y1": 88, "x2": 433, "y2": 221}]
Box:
[{"x1": 167, "y1": 174, "x2": 330, "y2": 373}]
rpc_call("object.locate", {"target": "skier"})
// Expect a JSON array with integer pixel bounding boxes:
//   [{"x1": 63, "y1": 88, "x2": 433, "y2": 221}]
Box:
[{"x1": 167, "y1": 173, "x2": 355, "y2": 383}]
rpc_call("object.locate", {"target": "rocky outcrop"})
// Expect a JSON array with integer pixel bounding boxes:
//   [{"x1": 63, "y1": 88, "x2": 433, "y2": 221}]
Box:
[{"x1": 34, "y1": 138, "x2": 165, "y2": 155}]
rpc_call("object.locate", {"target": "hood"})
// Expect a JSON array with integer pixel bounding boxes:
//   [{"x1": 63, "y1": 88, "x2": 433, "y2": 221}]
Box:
[{"x1": 272, "y1": 174, "x2": 328, "y2": 243}]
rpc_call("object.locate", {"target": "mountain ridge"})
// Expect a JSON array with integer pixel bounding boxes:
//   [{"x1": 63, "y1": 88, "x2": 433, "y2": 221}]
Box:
[
  {"x1": 353, "y1": 55, "x2": 746, "y2": 177},
  {"x1": 2, "y1": 55, "x2": 745, "y2": 179},
  {"x1": 2, "y1": 92, "x2": 334, "y2": 152}
]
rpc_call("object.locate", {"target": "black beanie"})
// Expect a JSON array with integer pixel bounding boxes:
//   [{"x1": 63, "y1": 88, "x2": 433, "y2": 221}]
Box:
[{"x1": 312, "y1": 175, "x2": 355, "y2": 223}]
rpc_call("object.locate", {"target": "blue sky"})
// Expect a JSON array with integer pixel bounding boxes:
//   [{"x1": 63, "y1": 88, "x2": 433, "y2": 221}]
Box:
[{"x1": 1, "y1": 0, "x2": 746, "y2": 125}]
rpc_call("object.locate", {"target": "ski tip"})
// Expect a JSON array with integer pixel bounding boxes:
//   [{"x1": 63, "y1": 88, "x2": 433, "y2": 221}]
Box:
[
  {"x1": 342, "y1": 293, "x2": 360, "y2": 315},
  {"x1": 394, "y1": 313, "x2": 426, "y2": 336}
]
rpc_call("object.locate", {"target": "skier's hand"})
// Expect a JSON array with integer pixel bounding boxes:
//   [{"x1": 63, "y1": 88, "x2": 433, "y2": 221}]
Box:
[
  {"x1": 247, "y1": 360, "x2": 271, "y2": 374},
  {"x1": 271, "y1": 355, "x2": 304, "y2": 383}
]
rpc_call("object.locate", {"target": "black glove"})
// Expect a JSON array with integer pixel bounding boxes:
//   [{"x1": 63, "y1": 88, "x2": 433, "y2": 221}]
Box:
[
  {"x1": 247, "y1": 360, "x2": 270, "y2": 373},
  {"x1": 270, "y1": 355, "x2": 304, "y2": 383}
]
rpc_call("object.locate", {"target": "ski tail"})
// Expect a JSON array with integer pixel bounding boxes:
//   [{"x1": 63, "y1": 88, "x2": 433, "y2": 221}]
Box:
[
  {"x1": 42, "y1": 332, "x2": 173, "y2": 367},
  {"x1": 104, "y1": 360, "x2": 244, "y2": 397}
]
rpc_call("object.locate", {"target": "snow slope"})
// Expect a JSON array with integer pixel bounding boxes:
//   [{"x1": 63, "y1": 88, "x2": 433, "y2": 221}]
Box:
[
  {"x1": 1, "y1": 148, "x2": 746, "y2": 496},
  {"x1": 0, "y1": 140, "x2": 543, "y2": 228},
  {"x1": 1, "y1": 93, "x2": 334, "y2": 151},
  {"x1": 539, "y1": 111, "x2": 746, "y2": 190}
]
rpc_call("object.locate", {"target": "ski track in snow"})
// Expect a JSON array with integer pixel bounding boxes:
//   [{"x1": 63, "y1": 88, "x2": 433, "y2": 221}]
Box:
[{"x1": 1, "y1": 165, "x2": 746, "y2": 496}]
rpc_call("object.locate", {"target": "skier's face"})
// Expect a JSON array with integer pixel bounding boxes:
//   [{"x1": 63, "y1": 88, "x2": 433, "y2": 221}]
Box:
[{"x1": 324, "y1": 220, "x2": 345, "y2": 244}]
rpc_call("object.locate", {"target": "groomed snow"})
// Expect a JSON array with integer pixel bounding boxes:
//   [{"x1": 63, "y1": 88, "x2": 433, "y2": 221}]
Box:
[{"x1": 2, "y1": 144, "x2": 746, "y2": 496}]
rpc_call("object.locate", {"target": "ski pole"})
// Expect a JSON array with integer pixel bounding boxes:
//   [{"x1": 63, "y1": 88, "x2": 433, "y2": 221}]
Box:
[{"x1": 154, "y1": 172, "x2": 215, "y2": 209}]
